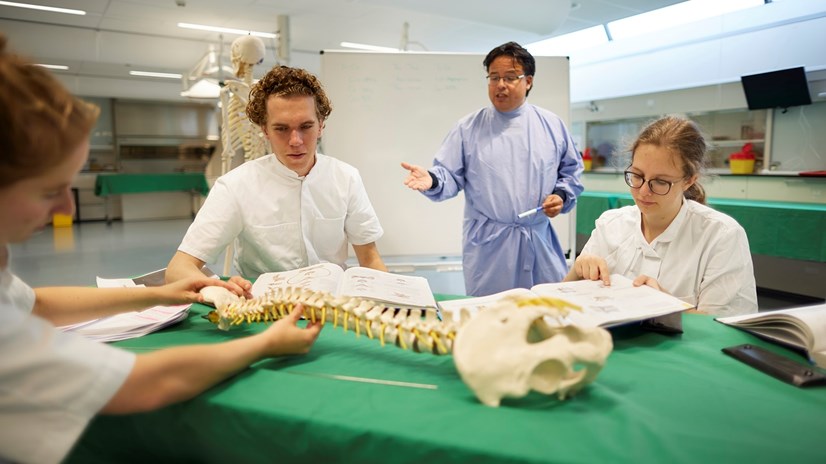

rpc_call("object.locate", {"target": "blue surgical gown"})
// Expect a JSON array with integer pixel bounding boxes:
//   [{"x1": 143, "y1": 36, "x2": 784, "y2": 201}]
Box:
[{"x1": 423, "y1": 103, "x2": 583, "y2": 296}]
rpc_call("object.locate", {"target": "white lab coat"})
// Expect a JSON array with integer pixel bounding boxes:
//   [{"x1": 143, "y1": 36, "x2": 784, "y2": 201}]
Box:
[
  {"x1": 581, "y1": 200, "x2": 758, "y2": 316},
  {"x1": 179, "y1": 153, "x2": 383, "y2": 278},
  {"x1": 0, "y1": 249, "x2": 135, "y2": 464}
]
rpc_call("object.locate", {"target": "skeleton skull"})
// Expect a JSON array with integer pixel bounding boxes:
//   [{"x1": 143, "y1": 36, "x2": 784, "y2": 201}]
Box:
[
  {"x1": 453, "y1": 298, "x2": 613, "y2": 407},
  {"x1": 231, "y1": 35, "x2": 266, "y2": 77}
]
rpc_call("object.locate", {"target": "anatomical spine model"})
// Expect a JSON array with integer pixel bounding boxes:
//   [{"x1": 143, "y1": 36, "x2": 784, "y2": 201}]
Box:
[
  {"x1": 220, "y1": 35, "x2": 269, "y2": 175},
  {"x1": 205, "y1": 287, "x2": 613, "y2": 407}
]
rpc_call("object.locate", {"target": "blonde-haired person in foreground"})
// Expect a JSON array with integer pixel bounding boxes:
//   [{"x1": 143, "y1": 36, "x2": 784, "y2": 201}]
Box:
[
  {"x1": 0, "y1": 35, "x2": 322, "y2": 464},
  {"x1": 566, "y1": 115, "x2": 758, "y2": 316}
]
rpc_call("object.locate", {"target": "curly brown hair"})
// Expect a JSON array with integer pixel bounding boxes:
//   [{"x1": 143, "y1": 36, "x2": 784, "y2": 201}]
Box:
[
  {"x1": 246, "y1": 66, "x2": 333, "y2": 126},
  {"x1": 0, "y1": 35, "x2": 99, "y2": 188}
]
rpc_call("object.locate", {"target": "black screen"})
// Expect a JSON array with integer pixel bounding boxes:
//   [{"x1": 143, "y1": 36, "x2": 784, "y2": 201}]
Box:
[{"x1": 741, "y1": 67, "x2": 812, "y2": 110}]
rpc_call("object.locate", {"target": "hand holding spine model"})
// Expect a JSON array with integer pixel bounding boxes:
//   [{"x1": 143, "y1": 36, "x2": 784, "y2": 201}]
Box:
[
  {"x1": 204, "y1": 287, "x2": 613, "y2": 407},
  {"x1": 220, "y1": 35, "x2": 269, "y2": 175}
]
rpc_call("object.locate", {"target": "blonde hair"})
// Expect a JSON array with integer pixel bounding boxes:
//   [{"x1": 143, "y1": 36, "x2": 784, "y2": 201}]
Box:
[
  {"x1": 631, "y1": 115, "x2": 708, "y2": 204},
  {"x1": 0, "y1": 35, "x2": 99, "y2": 188}
]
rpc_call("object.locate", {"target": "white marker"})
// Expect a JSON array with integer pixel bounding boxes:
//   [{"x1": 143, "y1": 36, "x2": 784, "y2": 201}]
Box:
[{"x1": 517, "y1": 206, "x2": 542, "y2": 219}]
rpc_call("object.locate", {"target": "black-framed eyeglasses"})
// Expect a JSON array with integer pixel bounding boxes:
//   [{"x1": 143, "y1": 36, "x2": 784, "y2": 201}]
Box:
[
  {"x1": 623, "y1": 170, "x2": 683, "y2": 196},
  {"x1": 486, "y1": 74, "x2": 525, "y2": 85}
]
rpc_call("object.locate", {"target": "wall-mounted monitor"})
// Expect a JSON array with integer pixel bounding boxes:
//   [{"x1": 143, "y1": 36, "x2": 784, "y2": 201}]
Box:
[{"x1": 741, "y1": 67, "x2": 812, "y2": 110}]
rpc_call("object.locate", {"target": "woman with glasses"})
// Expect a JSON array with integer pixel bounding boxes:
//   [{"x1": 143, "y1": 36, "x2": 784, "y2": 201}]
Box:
[
  {"x1": 566, "y1": 116, "x2": 757, "y2": 316},
  {"x1": 401, "y1": 41, "x2": 583, "y2": 297}
]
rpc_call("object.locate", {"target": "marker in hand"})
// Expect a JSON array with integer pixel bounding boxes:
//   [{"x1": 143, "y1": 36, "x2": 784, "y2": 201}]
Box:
[{"x1": 517, "y1": 206, "x2": 543, "y2": 219}]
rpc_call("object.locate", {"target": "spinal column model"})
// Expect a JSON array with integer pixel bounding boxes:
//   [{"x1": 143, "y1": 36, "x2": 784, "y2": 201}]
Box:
[
  {"x1": 202, "y1": 287, "x2": 613, "y2": 407},
  {"x1": 220, "y1": 35, "x2": 269, "y2": 175}
]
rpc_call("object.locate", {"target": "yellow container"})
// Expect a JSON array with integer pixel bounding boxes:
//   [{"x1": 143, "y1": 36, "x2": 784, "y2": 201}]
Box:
[
  {"x1": 52, "y1": 213, "x2": 73, "y2": 227},
  {"x1": 583, "y1": 159, "x2": 592, "y2": 172},
  {"x1": 729, "y1": 159, "x2": 755, "y2": 174}
]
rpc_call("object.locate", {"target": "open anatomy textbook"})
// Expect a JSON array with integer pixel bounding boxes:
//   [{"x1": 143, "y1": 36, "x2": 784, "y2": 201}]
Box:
[
  {"x1": 250, "y1": 263, "x2": 439, "y2": 312},
  {"x1": 438, "y1": 274, "x2": 694, "y2": 328},
  {"x1": 717, "y1": 303, "x2": 826, "y2": 368}
]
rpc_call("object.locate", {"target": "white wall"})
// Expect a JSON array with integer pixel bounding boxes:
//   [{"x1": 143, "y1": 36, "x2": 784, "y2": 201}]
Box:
[{"x1": 568, "y1": 0, "x2": 826, "y2": 102}]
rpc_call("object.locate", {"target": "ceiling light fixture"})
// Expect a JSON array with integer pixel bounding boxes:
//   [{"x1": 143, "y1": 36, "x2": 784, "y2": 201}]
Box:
[
  {"x1": 340, "y1": 41, "x2": 399, "y2": 52},
  {"x1": 177, "y1": 22, "x2": 276, "y2": 39},
  {"x1": 607, "y1": 0, "x2": 764, "y2": 40},
  {"x1": 129, "y1": 70, "x2": 183, "y2": 79},
  {"x1": 0, "y1": 1, "x2": 85, "y2": 15},
  {"x1": 34, "y1": 63, "x2": 68, "y2": 70},
  {"x1": 181, "y1": 42, "x2": 233, "y2": 99},
  {"x1": 526, "y1": 25, "x2": 609, "y2": 56}
]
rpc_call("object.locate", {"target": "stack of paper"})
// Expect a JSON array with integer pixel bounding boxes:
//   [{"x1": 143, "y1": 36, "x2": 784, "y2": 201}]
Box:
[
  {"x1": 59, "y1": 304, "x2": 191, "y2": 342},
  {"x1": 57, "y1": 272, "x2": 193, "y2": 342}
]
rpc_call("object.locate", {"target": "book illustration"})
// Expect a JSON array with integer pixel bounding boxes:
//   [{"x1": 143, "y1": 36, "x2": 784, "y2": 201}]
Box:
[
  {"x1": 283, "y1": 265, "x2": 335, "y2": 287},
  {"x1": 250, "y1": 263, "x2": 438, "y2": 312}
]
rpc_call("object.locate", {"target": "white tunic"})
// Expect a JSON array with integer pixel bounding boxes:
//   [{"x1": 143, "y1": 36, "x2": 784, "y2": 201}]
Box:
[
  {"x1": 179, "y1": 153, "x2": 384, "y2": 278},
  {"x1": 581, "y1": 200, "x2": 758, "y2": 316},
  {"x1": 0, "y1": 249, "x2": 135, "y2": 464}
]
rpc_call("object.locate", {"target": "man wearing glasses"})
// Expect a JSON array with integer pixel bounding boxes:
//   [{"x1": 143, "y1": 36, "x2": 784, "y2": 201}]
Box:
[{"x1": 401, "y1": 42, "x2": 583, "y2": 297}]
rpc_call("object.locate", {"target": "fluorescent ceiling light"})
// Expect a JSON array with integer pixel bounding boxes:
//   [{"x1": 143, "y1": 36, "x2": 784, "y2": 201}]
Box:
[
  {"x1": 34, "y1": 63, "x2": 68, "y2": 70},
  {"x1": 526, "y1": 26, "x2": 609, "y2": 56},
  {"x1": 129, "y1": 70, "x2": 183, "y2": 79},
  {"x1": 0, "y1": 1, "x2": 85, "y2": 15},
  {"x1": 178, "y1": 22, "x2": 276, "y2": 39},
  {"x1": 608, "y1": 0, "x2": 764, "y2": 40},
  {"x1": 340, "y1": 41, "x2": 399, "y2": 52}
]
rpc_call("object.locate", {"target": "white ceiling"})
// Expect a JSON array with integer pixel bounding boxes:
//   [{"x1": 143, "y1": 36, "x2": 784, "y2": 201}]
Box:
[{"x1": 0, "y1": 0, "x2": 682, "y2": 92}]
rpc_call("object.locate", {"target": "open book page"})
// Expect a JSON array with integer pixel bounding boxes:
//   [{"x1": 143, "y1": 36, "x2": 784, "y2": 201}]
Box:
[
  {"x1": 530, "y1": 274, "x2": 694, "y2": 328},
  {"x1": 337, "y1": 266, "x2": 438, "y2": 310},
  {"x1": 61, "y1": 304, "x2": 191, "y2": 342},
  {"x1": 437, "y1": 288, "x2": 536, "y2": 321},
  {"x1": 251, "y1": 263, "x2": 344, "y2": 297},
  {"x1": 717, "y1": 303, "x2": 826, "y2": 367}
]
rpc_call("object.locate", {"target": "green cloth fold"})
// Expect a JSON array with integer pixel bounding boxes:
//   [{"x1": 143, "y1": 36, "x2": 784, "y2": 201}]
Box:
[{"x1": 94, "y1": 173, "x2": 209, "y2": 197}]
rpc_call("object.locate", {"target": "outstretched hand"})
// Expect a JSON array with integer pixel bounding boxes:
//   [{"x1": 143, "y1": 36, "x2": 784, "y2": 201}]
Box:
[
  {"x1": 156, "y1": 276, "x2": 236, "y2": 305},
  {"x1": 401, "y1": 162, "x2": 433, "y2": 191},
  {"x1": 261, "y1": 303, "x2": 323, "y2": 356}
]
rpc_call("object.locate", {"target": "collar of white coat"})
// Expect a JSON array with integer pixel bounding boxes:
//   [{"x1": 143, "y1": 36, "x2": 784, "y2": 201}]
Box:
[
  {"x1": 268, "y1": 152, "x2": 327, "y2": 180},
  {"x1": 635, "y1": 198, "x2": 690, "y2": 246}
]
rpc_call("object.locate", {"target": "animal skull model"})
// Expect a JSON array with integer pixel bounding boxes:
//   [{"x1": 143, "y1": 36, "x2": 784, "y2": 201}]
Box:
[
  {"x1": 202, "y1": 287, "x2": 612, "y2": 407},
  {"x1": 452, "y1": 298, "x2": 613, "y2": 407}
]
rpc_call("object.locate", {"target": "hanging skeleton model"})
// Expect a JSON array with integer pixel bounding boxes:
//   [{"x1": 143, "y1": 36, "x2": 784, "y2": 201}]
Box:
[{"x1": 201, "y1": 286, "x2": 613, "y2": 407}]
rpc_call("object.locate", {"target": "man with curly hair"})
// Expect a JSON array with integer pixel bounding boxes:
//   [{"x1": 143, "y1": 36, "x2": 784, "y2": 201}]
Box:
[{"x1": 166, "y1": 66, "x2": 386, "y2": 295}]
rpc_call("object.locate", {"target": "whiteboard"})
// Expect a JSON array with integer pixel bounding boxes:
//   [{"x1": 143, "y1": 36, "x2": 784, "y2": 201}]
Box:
[{"x1": 321, "y1": 50, "x2": 572, "y2": 257}]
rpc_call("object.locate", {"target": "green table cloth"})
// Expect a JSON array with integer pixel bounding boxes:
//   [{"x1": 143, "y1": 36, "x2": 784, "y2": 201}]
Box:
[
  {"x1": 576, "y1": 191, "x2": 826, "y2": 262},
  {"x1": 67, "y1": 300, "x2": 825, "y2": 464},
  {"x1": 94, "y1": 173, "x2": 209, "y2": 197}
]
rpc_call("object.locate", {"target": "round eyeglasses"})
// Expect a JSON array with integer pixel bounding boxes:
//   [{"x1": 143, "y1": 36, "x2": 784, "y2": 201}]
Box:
[
  {"x1": 486, "y1": 74, "x2": 525, "y2": 85},
  {"x1": 624, "y1": 170, "x2": 683, "y2": 195}
]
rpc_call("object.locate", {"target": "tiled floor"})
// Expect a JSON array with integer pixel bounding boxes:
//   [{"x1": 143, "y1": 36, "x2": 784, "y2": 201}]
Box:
[{"x1": 8, "y1": 218, "x2": 817, "y2": 311}]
